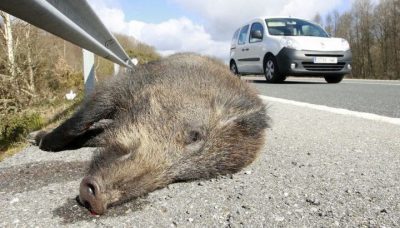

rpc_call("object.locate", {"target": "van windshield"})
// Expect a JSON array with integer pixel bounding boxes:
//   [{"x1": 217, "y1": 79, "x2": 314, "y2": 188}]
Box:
[{"x1": 265, "y1": 18, "x2": 329, "y2": 37}]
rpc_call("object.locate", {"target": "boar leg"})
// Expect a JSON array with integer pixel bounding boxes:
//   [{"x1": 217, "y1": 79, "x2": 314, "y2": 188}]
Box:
[
  {"x1": 38, "y1": 97, "x2": 115, "y2": 152},
  {"x1": 62, "y1": 119, "x2": 114, "y2": 149}
]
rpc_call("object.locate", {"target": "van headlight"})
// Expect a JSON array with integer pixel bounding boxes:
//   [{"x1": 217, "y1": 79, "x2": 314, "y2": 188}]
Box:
[
  {"x1": 341, "y1": 39, "x2": 350, "y2": 51},
  {"x1": 281, "y1": 38, "x2": 302, "y2": 50}
]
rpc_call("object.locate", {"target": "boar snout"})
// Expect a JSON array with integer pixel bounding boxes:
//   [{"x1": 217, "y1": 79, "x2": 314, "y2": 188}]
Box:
[{"x1": 78, "y1": 176, "x2": 106, "y2": 215}]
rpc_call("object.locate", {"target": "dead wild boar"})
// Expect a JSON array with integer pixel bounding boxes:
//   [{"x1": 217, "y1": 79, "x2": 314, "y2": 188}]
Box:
[{"x1": 33, "y1": 53, "x2": 268, "y2": 215}]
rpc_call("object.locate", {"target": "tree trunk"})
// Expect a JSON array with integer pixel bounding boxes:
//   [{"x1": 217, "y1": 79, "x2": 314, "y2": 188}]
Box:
[
  {"x1": 0, "y1": 12, "x2": 16, "y2": 78},
  {"x1": 25, "y1": 26, "x2": 35, "y2": 93}
]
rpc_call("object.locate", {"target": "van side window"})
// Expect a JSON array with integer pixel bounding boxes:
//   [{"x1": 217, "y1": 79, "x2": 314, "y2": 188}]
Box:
[
  {"x1": 238, "y1": 25, "x2": 249, "y2": 45},
  {"x1": 232, "y1": 29, "x2": 240, "y2": 44},
  {"x1": 301, "y1": 25, "x2": 320, "y2": 36},
  {"x1": 249, "y1": 22, "x2": 264, "y2": 43}
]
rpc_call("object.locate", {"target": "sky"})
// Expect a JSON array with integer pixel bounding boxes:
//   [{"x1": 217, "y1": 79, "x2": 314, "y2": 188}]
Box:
[{"x1": 86, "y1": 0, "x2": 359, "y2": 61}]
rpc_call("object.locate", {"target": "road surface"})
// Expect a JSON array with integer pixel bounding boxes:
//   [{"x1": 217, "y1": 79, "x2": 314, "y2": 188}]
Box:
[
  {"x1": 247, "y1": 77, "x2": 400, "y2": 118},
  {"x1": 0, "y1": 77, "x2": 399, "y2": 227}
]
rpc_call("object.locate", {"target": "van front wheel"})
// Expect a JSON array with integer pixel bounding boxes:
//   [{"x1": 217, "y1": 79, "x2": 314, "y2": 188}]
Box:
[{"x1": 264, "y1": 56, "x2": 284, "y2": 83}]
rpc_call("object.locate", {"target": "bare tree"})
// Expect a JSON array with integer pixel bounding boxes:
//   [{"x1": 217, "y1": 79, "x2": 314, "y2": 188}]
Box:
[
  {"x1": 0, "y1": 11, "x2": 16, "y2": 78},
  {"x1": 374, "y1": 0, "x2": 391, "y2": 77},
  {"x1": 313, "y1": 13, "x2": 323, "y2": 27},
  {"x1": 24, "y1": 24, "x2": 35, "y2": 93},
  {"x1": 352, "y1": 0, "x2": 375, "y2": 78},
  {"x1": 325, "y1": 14, "x2": 333, "y2": 36},
  {"x1": 332, "y1": 10, "x2": 340, "y2": 36}
]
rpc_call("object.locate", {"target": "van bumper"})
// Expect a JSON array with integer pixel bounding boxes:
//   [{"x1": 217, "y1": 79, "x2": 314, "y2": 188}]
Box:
[{"x1": 276, "y1": 48, "x2": 352, "y2": 76}]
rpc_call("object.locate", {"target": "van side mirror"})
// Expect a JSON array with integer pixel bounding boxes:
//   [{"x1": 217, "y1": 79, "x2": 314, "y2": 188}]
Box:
[{"x1": 250, "y1": 30, "x2": 263, "y2": 40}]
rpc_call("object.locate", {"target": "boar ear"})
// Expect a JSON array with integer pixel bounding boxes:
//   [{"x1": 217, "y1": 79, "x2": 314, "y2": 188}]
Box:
[
  {"x1": 236, "y1": 108, "x2": 269, "y2": 136},
  {"x1": 220, "y1": 107, "x2": 269, "y2": 136}
]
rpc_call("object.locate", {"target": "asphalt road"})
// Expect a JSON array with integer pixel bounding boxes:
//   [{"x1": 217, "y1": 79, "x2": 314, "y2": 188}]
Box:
[
  {"x1": 246, "y1": 76, "x2": 400, "y2": 118},
  {"x1": 1, "y1": 78, "x2": 399, "y2": 227}
]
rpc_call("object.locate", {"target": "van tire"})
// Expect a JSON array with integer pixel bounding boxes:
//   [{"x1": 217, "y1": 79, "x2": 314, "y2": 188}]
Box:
[
  {"x1": 324, "y1": 74, "x2": 344, "y2": 83},
  {"x1": 230, "y1": 61, "x2": 240, "y2": 78},
  {"x1": 264, "y1": 56, "x2": 284, "y2": 83}
]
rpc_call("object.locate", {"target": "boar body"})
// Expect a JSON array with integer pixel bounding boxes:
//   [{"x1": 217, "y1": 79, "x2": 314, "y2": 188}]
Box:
[{"x1": 36, "y1": 53, "x2": 268, "y2": 214}]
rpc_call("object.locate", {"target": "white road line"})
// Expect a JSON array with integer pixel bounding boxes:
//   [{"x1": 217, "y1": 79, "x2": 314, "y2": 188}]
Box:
[
  {"x1": 242, "y1": 77, "x2": 400, "y2": 86},
  {"x1": 259, "y1": 95, "x2": 400, "y2": 126},
  {"x1": 344, "y1": 78, "x2": 400, "y2": 83},
  {"x1": 289, "y1": 78, "x2": 400, "y2": 86},
  {"x1": 342, "y1": 81, "x2": 400, "y2": 86}
]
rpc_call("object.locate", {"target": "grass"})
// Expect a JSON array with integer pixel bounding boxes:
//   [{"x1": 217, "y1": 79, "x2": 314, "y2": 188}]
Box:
[
  {"x1": 0, "y1": 143, "x2": 27, "y2": 161},
  {"x1": 0, "y1": 94, "x2": 83, "y2": 162}
]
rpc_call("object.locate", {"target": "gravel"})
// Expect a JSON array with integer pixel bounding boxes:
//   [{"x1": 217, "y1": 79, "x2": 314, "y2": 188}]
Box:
[{"x1": 1, "y1": 101, "x2": 399, "y2": 227}]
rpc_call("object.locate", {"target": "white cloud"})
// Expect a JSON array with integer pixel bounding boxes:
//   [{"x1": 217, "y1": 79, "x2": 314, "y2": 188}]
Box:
[
  {"x1": 172, "y1": 0, "x2": 344, "y2": 41},
  {"x1": 125, "y1": 18, "x2": 229, "y2": 58},
  {"x1": 88, "y1": 0, "x2": 346, "y2": 61},
  {"x1": 88, "y1": 0, "x2": 230, "y2": 59}
]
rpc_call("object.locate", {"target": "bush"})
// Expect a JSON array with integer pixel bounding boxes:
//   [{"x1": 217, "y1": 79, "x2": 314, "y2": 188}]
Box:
[
  {"x1": 114, "y1": 33, "x2": 161, "y2": 65},
  {"x1": 46, "y1": 57, "x2": 83, "y2": 94},
  {"x1": 0, "y1": 112, "x2": 44, "y2": 150},
  {"x1": 126, "y1": 45, "x2": 161, "y2": 64}
]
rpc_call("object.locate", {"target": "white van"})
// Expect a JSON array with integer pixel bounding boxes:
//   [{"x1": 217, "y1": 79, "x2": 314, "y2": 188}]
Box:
[{"x1": 230, "y1": 17, "x2": 352, "y2": 83}]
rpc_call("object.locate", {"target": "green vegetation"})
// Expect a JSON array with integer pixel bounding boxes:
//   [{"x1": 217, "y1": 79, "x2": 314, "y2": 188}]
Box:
[
  {"x1": 92, "y1": 34, "x2": 161, "y2": 80},
  {"x1": 0, "y1": 95, "x2": 83, "y2": 161},
  {"x1": 0, "y1": 113, "x2": 44, "y2": 151},
  {"x1": 118, "y1": 33, "x2": 161, "y2": 64},
  {"x1": 127, "y1": 48, "x2": 160, "y2": 64}
]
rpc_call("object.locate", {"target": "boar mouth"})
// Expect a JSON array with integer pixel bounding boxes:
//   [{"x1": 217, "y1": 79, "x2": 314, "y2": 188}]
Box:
[{"x1": 75, "y1": 195, "x2": 97, "y2": 215}]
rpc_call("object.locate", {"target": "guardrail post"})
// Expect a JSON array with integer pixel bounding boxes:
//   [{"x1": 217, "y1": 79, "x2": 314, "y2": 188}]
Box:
[
  {"x1": 83, "y1": 49, "x2": 95, "y2": 96},
  {"x1": 114, "y1": 63, "x2": 120, "y2": 76}
]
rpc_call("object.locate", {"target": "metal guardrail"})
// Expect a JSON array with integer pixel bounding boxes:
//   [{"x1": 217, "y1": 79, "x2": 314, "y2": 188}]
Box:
[{"x1": 0, "y1": 0, "x2": 134, "y2": 68}]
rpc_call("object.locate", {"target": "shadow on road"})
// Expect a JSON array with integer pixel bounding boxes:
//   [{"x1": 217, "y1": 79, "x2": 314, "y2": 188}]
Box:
[
  {"x1": 245, "y1": 79, "x2": 326, "y2": 85},
  {"x1": 0, "y1": 159, "x2": 150, "y2": 223},
  {"x1": 53, "y1": 196, "x2": 149, "y2": 224}
]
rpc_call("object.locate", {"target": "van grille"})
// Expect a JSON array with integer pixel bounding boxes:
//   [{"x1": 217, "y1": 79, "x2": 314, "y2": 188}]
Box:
[
  {"x1": 302, "y1": 62, "x2": 346, "y2": 71},
  {"x1": 304, "y1": 54, "x2": 344, "y2": 57}
]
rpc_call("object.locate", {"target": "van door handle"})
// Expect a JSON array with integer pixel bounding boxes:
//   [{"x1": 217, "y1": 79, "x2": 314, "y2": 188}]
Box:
[{"x1": 242, "y1": 48, "x2": 249, "y2": 51}]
